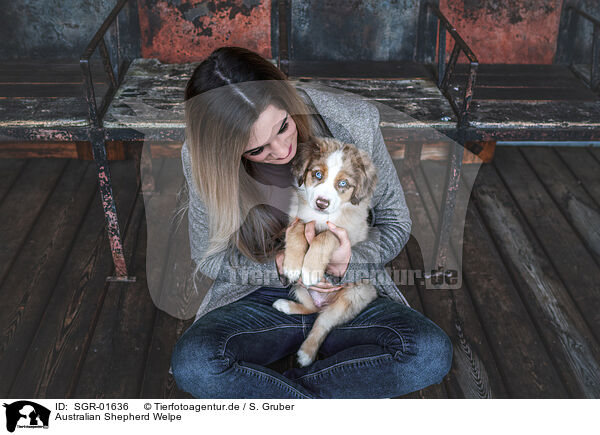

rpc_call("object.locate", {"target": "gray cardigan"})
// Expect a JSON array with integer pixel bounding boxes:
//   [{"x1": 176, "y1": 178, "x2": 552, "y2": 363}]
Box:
[{"x1": 182, "y1": 82, "x2": 412, "y2": 321}]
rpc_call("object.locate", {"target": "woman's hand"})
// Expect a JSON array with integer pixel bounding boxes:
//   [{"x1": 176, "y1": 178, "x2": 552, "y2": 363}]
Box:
[
  {"x1": 275, "y1": 249, "x2": 285, "y2": 276},
  {"x1": 304, "y1": 220, "x2": 351, "y2": 278},
  {"x1": 297, "y1": 276, "x2": 344, "y2": 292}
]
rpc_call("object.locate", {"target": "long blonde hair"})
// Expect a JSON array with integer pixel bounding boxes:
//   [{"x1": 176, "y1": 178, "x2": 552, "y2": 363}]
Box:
[{"x1": 183, "y1": 47, "x2": 314, "y2": 265}]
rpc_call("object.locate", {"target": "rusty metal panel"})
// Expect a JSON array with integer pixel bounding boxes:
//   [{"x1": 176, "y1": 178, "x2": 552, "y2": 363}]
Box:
[
  {"x1": 290, "y1": 0, "x2": 422, "y2": 61},
  {"x1": 440, "y1": 0, "x2": 563, "y2": 64},
  {"x1": 138, "y1": 0, "x2": 272, "y2": 63}
]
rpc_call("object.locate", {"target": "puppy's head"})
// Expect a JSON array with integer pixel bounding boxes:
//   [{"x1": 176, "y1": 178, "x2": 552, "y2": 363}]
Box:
[{"x1": 291, "y1": 136, "x2": 377, "y2": 213}]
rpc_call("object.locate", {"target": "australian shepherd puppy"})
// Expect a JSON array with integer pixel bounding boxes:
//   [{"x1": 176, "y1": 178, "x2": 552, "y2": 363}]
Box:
[{"x1": 273, "y1": 136, "x2": 379, "y2": 367}]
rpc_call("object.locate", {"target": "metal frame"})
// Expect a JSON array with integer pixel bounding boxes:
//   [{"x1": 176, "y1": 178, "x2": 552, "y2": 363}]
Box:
[
  {"x1": 423, "y1": 2, "x2": 479, "y2": 277},
  {"x1": 564, "y1": 5, "x2": 600, "y2": 93},
  {"x1": 80, "y1": 0, "x2": 136, "y2": 282}
]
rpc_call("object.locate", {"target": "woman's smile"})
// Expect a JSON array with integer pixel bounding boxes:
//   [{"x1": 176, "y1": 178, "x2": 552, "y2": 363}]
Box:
[
  {"x1": 243, "y1": 104, "x2": 298, "y2": 165},
  {"x1": 276, "y1": 143, "x2": 293, "y2": 160}
]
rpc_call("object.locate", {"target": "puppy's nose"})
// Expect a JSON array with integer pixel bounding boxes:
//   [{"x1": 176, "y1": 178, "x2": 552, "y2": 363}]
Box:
[{"x1": 315, "y1": 197, "x2": 330, "y2": 210}]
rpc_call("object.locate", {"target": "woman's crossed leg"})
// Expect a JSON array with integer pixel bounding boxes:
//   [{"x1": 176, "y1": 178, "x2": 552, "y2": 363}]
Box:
[{"x1": 170, "y1": 286, "x2": 452, "y2": 398}]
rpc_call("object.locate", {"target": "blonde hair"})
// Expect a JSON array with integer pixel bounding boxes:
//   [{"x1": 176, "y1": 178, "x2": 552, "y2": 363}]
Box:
[{"x1": 183, "y1": 74, "x2": 313, "y2": 266}]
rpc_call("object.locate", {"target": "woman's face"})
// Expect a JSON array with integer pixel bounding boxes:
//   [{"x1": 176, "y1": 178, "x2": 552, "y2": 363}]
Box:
[{"x1": 243, "y1": 104, "x2": 298, "y2": 165}]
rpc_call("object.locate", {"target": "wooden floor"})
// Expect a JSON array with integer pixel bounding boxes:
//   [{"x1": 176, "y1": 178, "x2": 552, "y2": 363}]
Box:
[{"x1": 1, "y1": 146, "x2": 600, "y2": 399}]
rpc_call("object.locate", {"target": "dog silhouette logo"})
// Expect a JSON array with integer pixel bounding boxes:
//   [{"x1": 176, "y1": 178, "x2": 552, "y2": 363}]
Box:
[{"x1": 3, "y1": 401, "x2": 50, "y2": 432}]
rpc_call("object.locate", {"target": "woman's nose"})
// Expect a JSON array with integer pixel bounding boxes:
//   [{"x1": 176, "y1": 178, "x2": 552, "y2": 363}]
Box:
[{"x1": 270, "y1": 138, "x2": 290, "y2": 159}]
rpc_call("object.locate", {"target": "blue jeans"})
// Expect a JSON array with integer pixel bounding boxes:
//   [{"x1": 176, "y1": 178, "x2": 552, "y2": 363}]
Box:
[{"x1": 171, "y1": 286, "x2": 452, "y2": 398}]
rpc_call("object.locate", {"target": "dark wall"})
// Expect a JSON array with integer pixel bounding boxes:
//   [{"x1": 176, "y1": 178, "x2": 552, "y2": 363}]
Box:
[
  {"x1": 289, "y1": 0, "x2": 424, "y2": 61},
  {"x1": 1, "y1": 0, "x2": 599, "y2": 64},
  {"x1": 555, "y1": 0, "x2": 600, "y2": 65},
  {"x1": 0, "y1": 0, "x2": 120, "y2": 60}
]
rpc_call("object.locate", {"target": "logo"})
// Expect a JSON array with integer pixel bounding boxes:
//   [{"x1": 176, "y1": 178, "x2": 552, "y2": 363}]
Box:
[{"x1": 3, "y1": 401, "x2": 50, "y2": 432}]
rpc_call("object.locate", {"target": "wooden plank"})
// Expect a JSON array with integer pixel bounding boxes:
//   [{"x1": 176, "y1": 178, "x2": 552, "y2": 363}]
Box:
[
  {"x1": 0, "y1": 60, "x2": 105, "y2": 72},
  {"x1": 0, "y1": 97, "x2": 89, "y2": 127},
  {"x1": 420, "y1": 160, "x2": 570, "y2": 397},
  {"x1": 554, "y1": 147, "x2": 600, "y2": 259},
  {"x1": 73, "y1": 188, "x2": 154, "y2": 398},
  {"x1": 499, "y1": 148, "x2": 600, "y2": 336},
  {"x1": 463, "y1": 201, "x2": 569, "y2": 397},
  {"x1": 289, "y1": 61, "x2": 431, "y2": 80},
  {"x1": 450, "y1": 73, "x2": 589, "y2": 89},
  {"x1": 557, "y1": 147, "x2": 600, "y2": 211},
  {"x1": 0, "y1": 142, "x2": 80, "y2": 159},
  {"x1": 0, "y1": 65, "x2": 106, "y2": 84},
  {"x1": 0, "y1": 160, "x2": 97, "y2": 396},
  {"x1": 140, "y1": 313, "x2": 194, "y2": 399},
  {"x1": 139, "y1": 158, "x2": 203, "y2": 398},
  {"x1": 103, "y1": 57, "x2": 453, "y2": 129},
  {"x1": 466, "y1": 100, "x2": 600, "y2": 129},
  {"x1": 403, "y1": 163, "x2": 507, "y2": 398},
  {"x1": 467, "y1": 86, "x2": 597, "y2": 101},
  {"x1": 0, "y1": 159, "x2": 68, "y2": 287},
  {"x1": 0, "y1": 84, "x2": 93, "y2": 98},
  {"x1": 519, "y1": 145, "x2": 600, "y2": 268},
  {"x1": 454, "y1": 64, "x2": 579, "y2": 78},
  {"x1": 472, "y1": 162, "x2": 600, "y2": 398},
  {"x1": 0, "y1": 158, "x2": 27, "y2": 203},
  {"x1": 590, "y1": 147, "x2": 600, "y2": 166},
  {"x1": 295, "y1": 78, "x2": 457, "y2": 125},
  {"x1": 389, "y1": 248, "x2": 449, "y2": 399},
  {"x1": 7, "y1": 159, "x2": 140, "y2": 398}
]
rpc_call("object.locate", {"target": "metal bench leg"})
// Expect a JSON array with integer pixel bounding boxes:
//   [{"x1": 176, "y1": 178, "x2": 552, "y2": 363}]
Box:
[
  {"x1": 90, "y1": 128, "x2": 136, "y2": 282},
  {"x1": 428, "y1": 141, "x2": 464, "y2": 280}
]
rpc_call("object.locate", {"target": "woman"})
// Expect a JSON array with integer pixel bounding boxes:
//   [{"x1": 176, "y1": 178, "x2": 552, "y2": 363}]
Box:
[{"x1": 171, "y1": 46, "x2": 452, "y2": 399}]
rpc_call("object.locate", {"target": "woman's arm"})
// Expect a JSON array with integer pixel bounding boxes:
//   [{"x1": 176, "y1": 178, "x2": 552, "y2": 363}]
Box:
[
  {"x1": 182, "y1": 143, "x2": 285, "y2": 287},
  {"x1": 324, "y1": 104, "x2": 412, "y2": 285}
]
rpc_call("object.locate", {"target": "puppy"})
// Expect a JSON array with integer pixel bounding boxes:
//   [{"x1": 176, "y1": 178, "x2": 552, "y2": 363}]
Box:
[{"x1": 273, "y1": 136, "x2": 379, "y2": 367}]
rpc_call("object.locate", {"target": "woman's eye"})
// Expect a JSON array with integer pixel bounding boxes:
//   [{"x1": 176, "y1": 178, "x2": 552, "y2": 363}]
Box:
[
  {"x1": 279, "y1": 121, "x2": 289, "y2": 133},
  {"x1": 338, "y1": 180, "x2": 347, "y2": 187},
  {"x1": 314, "y1": 171, "x2": 322, "y2": 180},
  {"x1": 249, "y1": 146, "x2": 264, "y2": 156}
]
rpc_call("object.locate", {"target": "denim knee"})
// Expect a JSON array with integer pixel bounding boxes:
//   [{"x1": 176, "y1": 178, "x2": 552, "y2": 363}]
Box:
[
  {"x1": 170, "y1": 332, "x2": 228, "y2": 396},
  {"x1": 414, "y1": 320, "x2": 453, "y2": 384}
]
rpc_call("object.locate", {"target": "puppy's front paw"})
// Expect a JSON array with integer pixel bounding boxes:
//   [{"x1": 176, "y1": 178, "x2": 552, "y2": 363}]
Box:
[
  {"x1": 297, "y1": 349, "x2": 315, "y2": 367},
  {"x1": 283, "y1": 266, "x2": 301, "y2": 282},
  {"x1": 301, "y1": 249, "x2": 328, "y2": 286},
  {"x1": 301, "y1": 267, "x2": 325, "y2": 287},
  {"x1": 283, "y1": 255, "x2": 303, "y2": 282},
  {"x1": 272, "y1": 299, "x2": 292, "y2": 314}
]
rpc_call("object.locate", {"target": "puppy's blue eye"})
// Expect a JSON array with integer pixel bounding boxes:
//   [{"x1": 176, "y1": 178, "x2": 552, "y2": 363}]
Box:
[
  {"x1": 315, "y1": 171, "x2": 322, "y2": 180},
  {"x1": 338, "y1": 180, "x2": 347, "y2": 187}
]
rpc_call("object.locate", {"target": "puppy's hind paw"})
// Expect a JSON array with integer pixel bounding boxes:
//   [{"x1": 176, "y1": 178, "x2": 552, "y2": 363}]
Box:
[
  {"x1": 272, "y1": 299, "x2": 291, "y2": 314},
  {"x1": 297, "y1": 349, "x2": 315, "y2": 367}
]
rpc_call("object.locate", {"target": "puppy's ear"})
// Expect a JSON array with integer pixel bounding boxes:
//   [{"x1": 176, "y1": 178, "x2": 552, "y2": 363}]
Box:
[
  {"x1": 349, "y1": 147, "x2": 378, "y2": 205},
  {"x1": 291, "y1": 139, "x2": 319, "y2": 186}
]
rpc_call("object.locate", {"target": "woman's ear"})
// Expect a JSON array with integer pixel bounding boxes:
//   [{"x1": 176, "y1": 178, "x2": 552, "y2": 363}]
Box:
[
  {"x1": 349, "y1": 147, "x2": 378, "y2": 205},
  {"x1": 291, "y1": 139, "x2": 319, "y2": 186}
]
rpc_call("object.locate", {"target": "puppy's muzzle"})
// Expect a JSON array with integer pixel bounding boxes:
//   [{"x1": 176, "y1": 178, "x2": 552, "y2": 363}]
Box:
[{"x1": 315, "y1": 197, "x2": 330, "y2": 210}]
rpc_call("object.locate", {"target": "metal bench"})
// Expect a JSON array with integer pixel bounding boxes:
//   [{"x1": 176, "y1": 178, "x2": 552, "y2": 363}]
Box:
[
  {"x1": 80, "y1": 0, "x2": 482, "y2": 283},
  {"x1": 457, "y1": 5, "x2": 600, "y2": 143}
]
